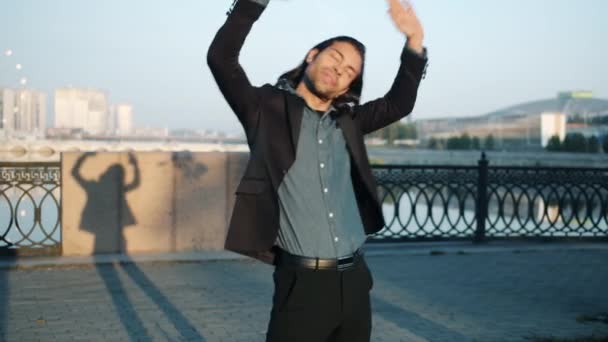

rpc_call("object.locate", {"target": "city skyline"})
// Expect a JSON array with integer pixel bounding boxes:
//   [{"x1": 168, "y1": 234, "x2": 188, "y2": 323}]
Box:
[{"x1": 1, "y1": 0, "x2": 607, "y2": 135}]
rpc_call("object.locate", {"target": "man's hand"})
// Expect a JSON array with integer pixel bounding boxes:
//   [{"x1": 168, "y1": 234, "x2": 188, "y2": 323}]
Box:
[
  {"x1": 127, "y1": 152, "x2": 137, "y2": 165},
  {"x1": 388, "y1": 0, "x2": 425, "y2": 54}
]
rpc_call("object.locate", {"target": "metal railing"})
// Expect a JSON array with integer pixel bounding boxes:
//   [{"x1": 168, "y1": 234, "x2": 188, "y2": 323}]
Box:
[
  {"x1": 1, "y1": 154, "x2": 606, "y2": 257},
  {"x1": 0, "y1": 162, "x2": 62, "y2": 256},
  {"x1": 371, "y1": 153, "x2": 608, "y2": 241}
]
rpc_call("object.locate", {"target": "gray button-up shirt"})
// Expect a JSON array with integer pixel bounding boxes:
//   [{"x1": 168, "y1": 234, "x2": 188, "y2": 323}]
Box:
[{"x1": 274, "y1": 85, "x2": 368, "y2": 259}]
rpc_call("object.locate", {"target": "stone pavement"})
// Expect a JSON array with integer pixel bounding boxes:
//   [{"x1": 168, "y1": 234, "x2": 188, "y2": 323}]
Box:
[{"x1": 0, "y1": 242, "x2": 607, "y2": 341}]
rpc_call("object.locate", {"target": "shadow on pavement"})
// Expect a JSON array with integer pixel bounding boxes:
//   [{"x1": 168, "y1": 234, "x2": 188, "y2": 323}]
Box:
[
  {"x1": 371, "y1": 294, "x2": 471, "y2": 341},
  {"x1": 120, "y1": 259, "x2": 204, "y2": 341},
  {"x1": 0, "y1": 259, "x2": 15, "y2": 341},
  {"x1": 94, "y1": 260, "x2": 152, "y2": 341}
]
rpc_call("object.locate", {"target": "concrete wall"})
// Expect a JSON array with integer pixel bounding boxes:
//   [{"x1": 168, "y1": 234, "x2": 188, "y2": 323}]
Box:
[{"x1": 61, "y1": 151, "x2": 249, "y2": 256}]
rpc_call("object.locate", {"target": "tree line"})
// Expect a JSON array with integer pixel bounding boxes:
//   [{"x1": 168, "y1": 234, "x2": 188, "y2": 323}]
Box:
[
  {"x1": 369, "y1": 121, "x2": 607, "y2": 153},
  {"x1": 427, "y1": 134, "x2": 496, "y2": 151},
  {"x1": 546, "y1": 133, "x2": 607, "y2": 153},
  {"x1": 367, "y1": 121, "x2": 418, "y2": 143}
]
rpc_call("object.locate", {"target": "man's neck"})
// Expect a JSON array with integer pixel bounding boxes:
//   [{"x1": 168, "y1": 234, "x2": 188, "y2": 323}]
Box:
[{"x1": 295, "y1": 81, "x2": 333, "y2": 112}]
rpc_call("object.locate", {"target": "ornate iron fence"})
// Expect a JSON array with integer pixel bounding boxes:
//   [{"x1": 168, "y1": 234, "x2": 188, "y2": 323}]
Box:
[
  {"x1": 0, "y1": 162, "x2": 62, "y2": 256},
  {"x1": 371, "y1": 153, "x2": 608, "y2": 241},
  {"x1": 1, "y1": 155, "x2": 606, "y2": 255}
]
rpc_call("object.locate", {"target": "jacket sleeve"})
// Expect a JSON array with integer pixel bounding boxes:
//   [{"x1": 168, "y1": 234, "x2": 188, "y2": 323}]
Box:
[
  {"x1": 354, "y1": 46, "x2": 428, "y2": 135},
  {"x1": 207, "y1": 0, "x2": 267, "y2": 133}
]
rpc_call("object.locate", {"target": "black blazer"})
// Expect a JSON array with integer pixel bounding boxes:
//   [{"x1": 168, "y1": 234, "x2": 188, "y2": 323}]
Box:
[{"x1": 207, "y1": 0, "x2": 427, "y2": 263}]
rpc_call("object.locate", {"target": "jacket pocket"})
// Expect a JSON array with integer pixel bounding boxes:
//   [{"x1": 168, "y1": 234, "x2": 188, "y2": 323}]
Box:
[{"x1": 235, "y1": 178, "x2": 268, "y2": 195}]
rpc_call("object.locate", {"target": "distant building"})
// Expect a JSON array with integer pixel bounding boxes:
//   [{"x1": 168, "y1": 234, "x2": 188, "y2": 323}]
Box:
[
  {"x1": 0, "y1": 88, "x2": 15, "y2": 135},
  {"x1": 46, "y1": 127, "x2": 84, "y2": 139},
  {"x1": 170, "y1": 128, "x2": 205, "y2": 138},
  {"x1": 566, "y1": 123, "x2": 608, "y2": 139},
  {"x1": 0, "y1": 87, "x2": 46, "y2": 138},
  {"x1": 558, "y1": 90, "x2": 593, "y2": 100},
  {"x1": 417, "y1": 91, "x2": 608, "y2": 151},
  {"x1": 364, "y1": 137, "x2": 388, "y2": 146},
  {"x1": 55, "y1": 87, "x2": 109, "y2": 135},
  {"x1": 132, "y1": 126, "x2": 168, "y2": 138},
  {"x1": 110, "y1": 104, "x2": 134, "y2": 135},
  {"x1": 418, "y1": 113, "x2": 547, "y2": 149},
  {"x1": 540, "y1": 112, "x2": 566, "y2": 147}
]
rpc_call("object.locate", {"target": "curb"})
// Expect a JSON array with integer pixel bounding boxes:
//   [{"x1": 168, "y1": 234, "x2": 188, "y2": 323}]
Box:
[{"x1": 1, "y1": 242, "x2": 607, "y2": 270}]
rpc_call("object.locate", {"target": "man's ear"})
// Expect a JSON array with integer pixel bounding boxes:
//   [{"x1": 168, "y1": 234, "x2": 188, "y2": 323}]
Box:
[{"x1": 306, "y1": 49, "x2": 320, "y2": 63}]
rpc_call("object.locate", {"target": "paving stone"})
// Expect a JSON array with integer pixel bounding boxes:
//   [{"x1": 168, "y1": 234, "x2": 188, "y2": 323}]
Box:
[{"x1": 0, "y1": 248, "x2": 606, "y2": 341}]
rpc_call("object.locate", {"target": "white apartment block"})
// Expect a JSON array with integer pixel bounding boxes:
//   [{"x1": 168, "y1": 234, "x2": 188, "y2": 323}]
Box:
[
  {"x1": 55, "y1": 87, "x2": 109, "y2": 135},
  {"x1": 0, "y1": 87, "x2": 46, "y2": 138}
]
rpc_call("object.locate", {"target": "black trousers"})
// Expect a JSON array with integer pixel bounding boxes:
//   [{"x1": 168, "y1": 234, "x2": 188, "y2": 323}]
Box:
[{"x1": 266, "y1": 255, "x2": 374, "y2": 342}]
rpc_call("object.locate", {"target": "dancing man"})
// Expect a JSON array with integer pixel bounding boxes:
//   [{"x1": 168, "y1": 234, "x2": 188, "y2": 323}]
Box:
[{"x1": 208, "y1": 0, "x2": 427, "y2": 340}]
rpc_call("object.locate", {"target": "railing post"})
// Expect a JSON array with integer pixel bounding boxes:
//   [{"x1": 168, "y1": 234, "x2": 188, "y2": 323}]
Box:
[{"x1": 475, "y1": 152, "x2": 489, "y2": 243}]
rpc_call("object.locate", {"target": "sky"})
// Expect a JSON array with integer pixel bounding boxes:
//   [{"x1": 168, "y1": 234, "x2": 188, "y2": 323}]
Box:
[{"x1": 1, "y1": 0, "x2": 607, "y2": 134}]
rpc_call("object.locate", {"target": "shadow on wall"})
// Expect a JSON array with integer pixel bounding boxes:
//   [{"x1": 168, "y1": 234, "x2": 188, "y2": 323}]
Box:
[
  {"x1": 71, "y1": 151, "x2": 140, "y2": 253},
  {"x1": 172, "y1": 151, "x2": 208, "y2": 180},
  {"x1": 69, "y1": 151, "x2": 211, "y2": 254}
]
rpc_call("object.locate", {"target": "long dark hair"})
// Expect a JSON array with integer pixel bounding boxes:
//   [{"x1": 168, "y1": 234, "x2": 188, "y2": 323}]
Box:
[{"x1": 277, "y1": 36, "x2": 366, "y2": 108}]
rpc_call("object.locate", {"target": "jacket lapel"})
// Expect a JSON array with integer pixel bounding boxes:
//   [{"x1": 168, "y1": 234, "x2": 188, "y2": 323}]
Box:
[
  {"x1": 284, "y1": 93, "x2": 304, "y2": 158},
  {"x1": 337, "y1": 114, "x2": 377, "y2": 198}
]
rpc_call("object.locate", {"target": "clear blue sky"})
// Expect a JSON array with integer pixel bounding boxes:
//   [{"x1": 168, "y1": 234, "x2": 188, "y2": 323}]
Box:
[{"x1": 1, "y1": 0, "x2": 607, "y2": 134}]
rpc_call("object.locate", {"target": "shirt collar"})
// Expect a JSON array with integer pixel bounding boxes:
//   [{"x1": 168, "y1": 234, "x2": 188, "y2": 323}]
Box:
[{"x1": 280, "y1": 80, "x2": 337, "y2": 116}]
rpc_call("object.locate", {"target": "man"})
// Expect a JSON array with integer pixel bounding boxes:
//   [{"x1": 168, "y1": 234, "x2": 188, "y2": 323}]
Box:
[{"x1": 207, "y1": 0, "x2": 427, "y2": 340}]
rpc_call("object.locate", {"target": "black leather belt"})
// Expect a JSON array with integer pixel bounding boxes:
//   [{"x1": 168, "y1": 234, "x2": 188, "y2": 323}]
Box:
[{"x1": 275, "y1": 248, "x2": 363, "y2": 271}]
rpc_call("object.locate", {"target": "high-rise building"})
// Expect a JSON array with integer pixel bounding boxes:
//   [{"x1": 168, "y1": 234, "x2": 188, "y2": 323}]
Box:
[
  {"x1": 540, "y1": 112, "x2": 566, "y2": 147},
  {"x1": 54, "y1": 87, "x2": 108, "y2": 135},
  {"x1": 113, "y1": 104, "x2": 133, "y2": 135},
  {"x1": 0, "y1": 87, "x2": 46, "y2": 137},
  {"x1": 0, "y1": 88, "x2": 16, "y2": 134},
  {"x1": 15, "y1": 89, "x2": 47, "y2": 134}
]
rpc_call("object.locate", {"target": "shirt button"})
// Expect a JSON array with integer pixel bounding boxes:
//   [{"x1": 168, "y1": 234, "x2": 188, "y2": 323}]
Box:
[
  {"x1": 320, "y1": 163, "x2": 325, "y2": 168},
  {"x1": 334, "y1": 237, "x2": 339, "y2": 242},
  {"x1": 329, "y1": 212, "x2": 334, "y2": 218},
  {"x1": 318, "y1": 139, "x2": 323, "y2": 144},
  {"x1": 323, "y1": 188, "x2": 328, "y2": 193}
]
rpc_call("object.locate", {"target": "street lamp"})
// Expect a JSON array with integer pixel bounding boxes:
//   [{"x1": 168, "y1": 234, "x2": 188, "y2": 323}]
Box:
[{"x1": 2, "y1": 48, "x2": 27, "y2": 88}]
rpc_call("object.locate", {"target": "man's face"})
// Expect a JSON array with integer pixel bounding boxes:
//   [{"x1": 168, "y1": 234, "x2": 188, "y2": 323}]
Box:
[{"x1": 303, "y1": 41, "x2": 363, "y2": 101}]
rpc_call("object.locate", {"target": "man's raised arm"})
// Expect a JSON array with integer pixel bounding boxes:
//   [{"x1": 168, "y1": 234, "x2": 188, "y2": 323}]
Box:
[
  {"x1": 207, "y1": 0, "x2": 269, "y2": 132},
  {"x1": 354, "y1": 0, "x2": 428, "y2": 135}
]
